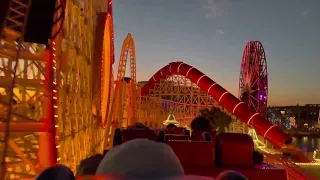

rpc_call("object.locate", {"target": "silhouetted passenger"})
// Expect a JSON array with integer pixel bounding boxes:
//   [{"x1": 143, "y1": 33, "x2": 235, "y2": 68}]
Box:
[
  {"x1": 158, "y1": 130, "x2": 166, "y2": 143},
  {"x1": 190, "y1": 116, "x2": 211, "y2": 131},
  {"x1": 75, "y1": 154, "x2": 104, "y2": 177},
  {"x1": 113, "y1": 128, "x2": 122, "y2": 146},
  {"x1": 77, "y1": 123, "x2": 154, "y2": 177},
  {"x1": 184, "y1": 129, "x2": 191, "y2": 136},
  {"x1": 95, "y1": 138, "x2": 217, "y2": 179},
  {"x1": 253, "y1": 150, "x2": 264, "y2": 164},
  {"x1": 36, "y1": 165, "x2": 75, "y2": 180},
  {"x1": 166, "y1": 123, "x2": 177, "y2": 134},
  {"x1": 202, "y1": 132, "x2": 212, "y2": 141},
  {"x1": 96, "y1": 139, "x2": 184, "y2": 178},
  {"x1": 129, "y1": 122, "x2": 149, "y2": 129},
  {"x1": 216, "y1": 170, "x2": 248, "y2": 180}
]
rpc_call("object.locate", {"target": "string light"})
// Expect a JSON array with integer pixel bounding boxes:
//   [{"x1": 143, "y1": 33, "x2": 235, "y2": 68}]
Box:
[
  {"x1": 51, "y1": 40, "x2": 60, "y2": 163},
  {"x1": 294, "y1": 162, "x2": 320, "y2": 166},
  {"x1": 248, "y1": 128, "x2": 267, "y2": 149}
]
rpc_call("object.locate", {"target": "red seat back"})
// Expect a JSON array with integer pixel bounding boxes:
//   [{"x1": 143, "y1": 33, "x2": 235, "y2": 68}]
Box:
[
  {"x1": 168, "y1": 141, "x2": 214, "y2": 166},
  {"x1": 173, "y1": 127, "x2": 185, "y2": 134},
  {"x1": 77, "y1": 166, "x2": 288, "y2": 180},
  {"x1": 153, "y1": 129, "x2": 160, "y2": 134},
  {"x1": 165, "y1": 134, "x2": 189, "y2": 142},
  {"x1": 121, "y1": 129, "x2": 158, "y2": 143},
  {"x1": 215, "y1": 133, "x2": 254, "y2": 168},
  {"x1": 162, "y1": 129, "x2": 170, "y2": 134},
  {"x1": 191, "y1": 130, "x2": 216, "y2": 141}
]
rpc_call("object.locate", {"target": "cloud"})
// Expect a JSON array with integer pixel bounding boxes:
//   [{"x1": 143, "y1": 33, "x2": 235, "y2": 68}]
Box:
[
  {"x1": 202, "y1": 0, "x2": 228, "y2": 19},
  {"x1": 216, "y1": 29, "x2": 225, "y2": 34},
  {"x1": 205, "y1": 13, "x2": 213, "y2": 19},
  {"x1": 301, "y1": 11, "x2": 308, "y2": 17}
]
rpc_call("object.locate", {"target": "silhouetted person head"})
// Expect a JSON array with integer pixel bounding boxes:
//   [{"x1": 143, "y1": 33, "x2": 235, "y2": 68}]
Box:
[
  {"x1": 166, "y1": 123, "x2": 177, "y2": 133},
  {"x1": 190, "y1": 116, "x2": 211, "y2": 131},
  {"x1": 253, "y1": 150, "x2": 264, "y2": 164},
  {"x1": 36, "y1": 165, "x2": 75, "y2": 180},
  {"x1": 167, "y1": 123, "x2": 177, "y2": 129},
  {"x1": 76, "y1": 154, "x2": 104, "y2": 177},
  {"x1": 216, "y1": 170, "x2": 248, "y2": 180},
  {"x1": 129, "y1": 122, "x2": 149, "y2": 129},
  {"x1": 96, "y1": 139, "x2": 184, "y2": 178}
]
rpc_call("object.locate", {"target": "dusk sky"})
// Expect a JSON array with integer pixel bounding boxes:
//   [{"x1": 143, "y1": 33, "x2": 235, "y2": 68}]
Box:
[{"x1": 112, "y1": 0, "x2": 320, "y2": 106}]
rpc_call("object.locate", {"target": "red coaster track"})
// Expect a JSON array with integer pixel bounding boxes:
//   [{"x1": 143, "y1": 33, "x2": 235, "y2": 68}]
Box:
[{"x1": 141, "y1": 61, "x2": 291, "y2": 148}]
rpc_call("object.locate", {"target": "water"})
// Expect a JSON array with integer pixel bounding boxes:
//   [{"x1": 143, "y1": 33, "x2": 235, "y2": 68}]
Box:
[
  {"x1": 292, "y1": 137, "x2": 320, "y2": 178},
  {"x1": 292, "y1": 137, "x2": 320, "y2": 159}
]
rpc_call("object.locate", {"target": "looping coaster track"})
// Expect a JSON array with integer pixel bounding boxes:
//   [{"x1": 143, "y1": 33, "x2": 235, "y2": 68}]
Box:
[
  {"x1": 141, "y1": 62, "x2": 291, "y2": 148},
  {"x1": 0, "y1": 0, "x2": 304, "y2": 179}
]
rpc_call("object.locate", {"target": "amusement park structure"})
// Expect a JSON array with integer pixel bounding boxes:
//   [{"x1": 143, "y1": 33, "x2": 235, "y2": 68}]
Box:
[
  {"x1": 0, "y1": 0, "x2": 317, "y2": 179},
  {"x1": 239, "y1": 41, "x2": 268, "y2": 118}
]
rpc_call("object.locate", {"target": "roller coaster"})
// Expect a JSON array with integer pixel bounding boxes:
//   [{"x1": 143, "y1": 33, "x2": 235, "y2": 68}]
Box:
[{"x1": 0, "y1": 0, "x2": 318, "y2": 179}]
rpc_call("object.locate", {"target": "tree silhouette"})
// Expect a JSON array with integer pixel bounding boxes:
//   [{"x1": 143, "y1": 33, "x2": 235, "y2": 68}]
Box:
[{"x1": 199, "y1": 106, "x2": 232, "y2": 132}]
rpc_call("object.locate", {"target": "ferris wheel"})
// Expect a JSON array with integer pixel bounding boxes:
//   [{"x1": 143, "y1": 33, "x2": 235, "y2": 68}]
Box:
[{"x1": 238, "y1": 41, "x2": 268, "y2": 118}]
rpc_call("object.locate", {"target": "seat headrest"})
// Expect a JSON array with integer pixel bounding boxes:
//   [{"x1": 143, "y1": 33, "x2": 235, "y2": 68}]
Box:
[
  {"x1": 214, "y1": 133, "x2": 254, "y2": 168},
  {"x1": 168, "y1": 141, "x2": 214, "y2": 166},
  {"x1": 122, "y1": 128, "x2": 158, "y2": 143},
  {"x1": 162, "y1": 129, "x2": 170, "y2": 134},
  {"x1": 165, "y1": 134, "x2": 189, "y2": 142},
  {"x1": 216, "y1": 133, "x2": 253, "y2": 143},
  {"x1": 191, "y1": 130, "x2": 216, "y2": 141},
  {"x1": 174, "y1": 127, "x2": 186, "y2": 134}
]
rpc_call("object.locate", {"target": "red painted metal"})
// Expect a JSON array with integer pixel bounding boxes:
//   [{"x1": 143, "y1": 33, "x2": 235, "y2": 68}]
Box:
[
  {"x1": 215, "y1": 133, "x2": 254, "y2": 167},
  {"x1": 101, "y1": 0, "x2": 115, "y2": 128},
  {"x1": 43, "y1": 48, "x2": 57, "y2": 165},
  {"x1": 168, "y1": 141, "x2": 215, "y2": 166},
  {"x1": 141, "y1": 61, "x2": 292, "y2": 148},
  {"x1": 107, "y1": 0, "x2": 115, "y2": 65}
]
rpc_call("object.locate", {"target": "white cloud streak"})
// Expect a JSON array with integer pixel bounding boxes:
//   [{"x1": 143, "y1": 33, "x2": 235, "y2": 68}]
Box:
[
  {"x1": 301, "y1": 11, "x2": 308, "y2": 17},
  {"x1": 202, "y1": 0, "x2": 228, "y2": 19},
  {"x1": 216, "y1": 29, "x2": 225, "y2": 34}
]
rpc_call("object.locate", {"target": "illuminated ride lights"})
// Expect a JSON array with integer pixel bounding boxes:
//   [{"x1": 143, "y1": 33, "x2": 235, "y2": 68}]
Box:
[
  {"x1": 239, "y1": 41, "x2": 268, "y2": 118},
  {"x1": 163, "y1": 114, "x2": 180, "y2": 126},
  {"x1": 248, "y1": 128, "x2": 267, "y2": 149},
  {"x1": 101, "y1": 0, "x2": 115, "y2": 128},
  {"x1": 101, "y1": 12, "x2": 114, "y2": 128},
  {"x1": 1, "y1": 0, "x2": 317, "y2": 178}
]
